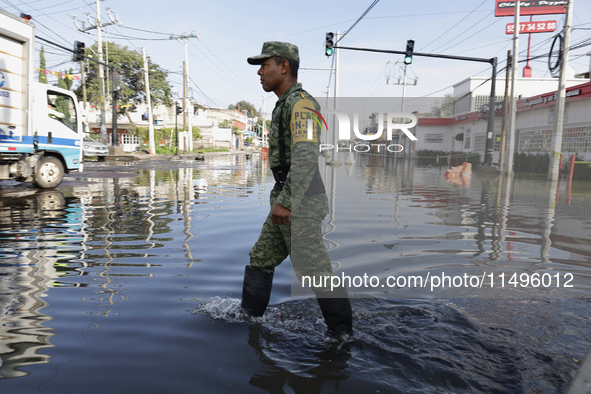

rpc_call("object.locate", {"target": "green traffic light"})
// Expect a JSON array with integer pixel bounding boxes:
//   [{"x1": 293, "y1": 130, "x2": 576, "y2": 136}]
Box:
[
  {"x1": 326, "y1": 48, "x2": 334, "y2": 56},
  {"x1": 404, "y1": 56, "x2": 412, "y2": 64}
]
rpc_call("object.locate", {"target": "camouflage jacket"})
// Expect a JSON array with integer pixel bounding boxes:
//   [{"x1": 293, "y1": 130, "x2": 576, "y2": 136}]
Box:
[{"x1": 270, "y1": 83, "x2": 324, "y2": 211}]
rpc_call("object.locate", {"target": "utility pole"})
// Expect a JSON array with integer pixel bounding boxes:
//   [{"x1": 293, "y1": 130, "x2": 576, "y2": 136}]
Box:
[
  {"x1": 506, "y1": 0, "x2": 520, "y2": 175},
  {"x1": 80, "y1": 60, "x2": 87, "y2": 107},
  {"x1": 387, "y1": 61, "x2": 419, "y2": 155},
  {"x1": 182, "y1": 61, "x2": 187, "y2": 152},
  {"x1": 72, "y1": 2, "x2": 120, "y2": 145},
  {"x1": 549, "y1": 0, "x2": 574, "y2": 181},
  {"x1": 79, "y1": 59, "x2": 89, "y2": 135},
  {"x1": 95, "y1": 1, "x2": 106, "y2": 144},
  {"x1": 170, "y1": 32, "x2": 198, "y2": 153},
  {"x1": 142, "y1": 47, "x2": 155, "y2": 154},
  {"x1": 261, "y1": 95, "x2": 266, "y2": 147},
  {"x1": 330, "y1": 31, "x2": 340, "y2": 164},
  {"x1": 499, "y1": 50, "x2": 511, "y2": 173}
]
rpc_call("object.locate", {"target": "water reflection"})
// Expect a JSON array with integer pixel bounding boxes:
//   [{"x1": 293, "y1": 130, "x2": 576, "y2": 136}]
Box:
[
  {"x1": 247, "y1": 323, "x2": 351, "y2": 393},
  {"x1": 0, "y1": 154, "x2": 589, "y2": 392},
  {"x1": 0, "y1": 189, "x2": 82, "y2": 378},
  {"x1": 321, "y1": 155, "x2": 591, "y2": 299}
]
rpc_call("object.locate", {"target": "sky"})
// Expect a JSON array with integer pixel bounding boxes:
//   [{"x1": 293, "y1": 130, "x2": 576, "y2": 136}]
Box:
[{"x1": 3, "y1": 0, "x2": 591, "y2": 115}]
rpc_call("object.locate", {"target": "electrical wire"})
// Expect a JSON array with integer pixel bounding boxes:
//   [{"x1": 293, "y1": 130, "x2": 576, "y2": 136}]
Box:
[
  {"x1": 186, "y1": 40, "x2": 260, "y2": 96},
  {"x1": 420, "y1": 0, "x2": 488, "y2": 51},
  {"x1": 336, "y1": 0, "x2": 380, "y2": 44},
  {"x1": 2, "y1": 0, "x2": 83, "y2": 47},
  {"x1": 189, "y1": 76, "x2": 226, "y2": 109},
  {"x1": 432, "y1": 13, "x2": 499, "y2": 54},
  {"x1": 118, "y1": 25, "x2": 171, "y2": 36},
  {"x1": 102, "y1": 31, "x2": 170, "y2": 41},
  {"x1": 362, "y1": 62, "x2": 389, "y2": 97},
  {"x1": 195, "y1": 39, "x2": 262, "y2": 95}
]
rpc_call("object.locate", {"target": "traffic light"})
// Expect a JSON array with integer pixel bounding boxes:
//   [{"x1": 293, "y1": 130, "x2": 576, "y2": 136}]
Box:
[
  {"x1": 176, "y1": 105, "x2": 183, "y2": 115},
  {"x1": 404, "y1": 40, "x2": 414, "y2": 65},
  {"x1": 73, "y1": 41, "x2": 85, "y2": 62},
  {"x1": 325, "y1": 32, "x2": 334, "y2": 57}
]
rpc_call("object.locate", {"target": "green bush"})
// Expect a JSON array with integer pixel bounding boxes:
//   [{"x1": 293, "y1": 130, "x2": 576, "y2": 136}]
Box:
[
  {"x1": 513, "y1": 152, "x2": 550, "y2": 172},
  {"x1": 572, "y1": 155, "x2": 591, "y2": 180}
]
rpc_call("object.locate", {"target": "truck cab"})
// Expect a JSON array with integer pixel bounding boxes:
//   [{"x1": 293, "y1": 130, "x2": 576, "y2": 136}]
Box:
[{"x1": 0, "y1": 9, "x2": 83, "y2": 188}]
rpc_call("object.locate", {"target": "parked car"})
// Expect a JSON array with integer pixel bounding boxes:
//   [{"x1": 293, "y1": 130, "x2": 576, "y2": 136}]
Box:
[{"x1": 83, "y1": 138, "x2": 109, "y2": 161}]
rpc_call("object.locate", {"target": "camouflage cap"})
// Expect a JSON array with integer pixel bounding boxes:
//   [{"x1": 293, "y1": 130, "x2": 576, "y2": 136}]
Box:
[{"x1": 247, "y1": 41, "x2": 299, "y2": 65}]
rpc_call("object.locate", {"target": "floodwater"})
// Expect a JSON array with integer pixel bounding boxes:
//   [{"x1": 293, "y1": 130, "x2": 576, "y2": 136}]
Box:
[{"x1": 0, "y1": 153, "x2": 590, "y2": 394}]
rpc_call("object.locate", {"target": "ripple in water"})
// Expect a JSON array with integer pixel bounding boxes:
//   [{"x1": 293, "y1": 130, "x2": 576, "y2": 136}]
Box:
[{"x1": 195, "y1": 296, "x2": 583, "y2": 393}]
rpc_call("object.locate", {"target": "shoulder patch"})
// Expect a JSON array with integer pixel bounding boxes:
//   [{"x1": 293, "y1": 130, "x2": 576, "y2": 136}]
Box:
[{"x1": 290, "y1": 98, "x2": 320, "y2": 144}]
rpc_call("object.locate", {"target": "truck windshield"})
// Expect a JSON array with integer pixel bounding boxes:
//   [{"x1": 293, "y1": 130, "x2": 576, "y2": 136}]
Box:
[{"x1": 47, "y1": 91, "x2": 78, "y2": 133}]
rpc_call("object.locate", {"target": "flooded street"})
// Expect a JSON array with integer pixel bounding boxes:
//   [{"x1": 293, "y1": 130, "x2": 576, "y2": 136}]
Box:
[{"x1": 1, "y1": 152, "x2": 590, "y2": 393}]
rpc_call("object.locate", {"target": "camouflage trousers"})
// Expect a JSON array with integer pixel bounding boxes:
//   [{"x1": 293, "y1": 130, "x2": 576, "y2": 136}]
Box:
[{"x1": 249, "y1": 189, "x2": 333, "y2": 292}]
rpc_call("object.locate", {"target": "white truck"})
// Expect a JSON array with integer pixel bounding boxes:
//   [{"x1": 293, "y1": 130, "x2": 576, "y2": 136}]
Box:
[{"x1": 0, "y1": 9, "x2": 83, "y2": 188}]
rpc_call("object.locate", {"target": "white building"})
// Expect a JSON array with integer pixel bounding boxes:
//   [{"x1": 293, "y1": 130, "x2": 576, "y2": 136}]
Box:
[
  {"x1": 87, "y1": 102, "x2": 248, "y2": 151},
  {"x1": 412, "y1": 76, "x2": 591, "y2": 163}
]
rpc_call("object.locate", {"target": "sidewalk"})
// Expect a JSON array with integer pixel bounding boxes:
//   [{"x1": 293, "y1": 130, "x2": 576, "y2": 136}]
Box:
[{"x1": 104, "y1": 149, "x2": 258, "y2": 162}]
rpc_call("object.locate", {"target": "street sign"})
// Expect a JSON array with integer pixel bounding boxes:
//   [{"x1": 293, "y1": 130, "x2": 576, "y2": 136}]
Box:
[
  {"x1": 506, "y1": 20, "x2": 557, "y2": 34},
  {"x1": 495, "y1": 0, "x2": 567, "y2": 17}
]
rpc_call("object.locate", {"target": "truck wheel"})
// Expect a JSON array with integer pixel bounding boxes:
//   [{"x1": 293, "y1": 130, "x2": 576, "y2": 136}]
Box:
[{"x1": 34, "y1": 156, "x2": 64, "y2": 189}]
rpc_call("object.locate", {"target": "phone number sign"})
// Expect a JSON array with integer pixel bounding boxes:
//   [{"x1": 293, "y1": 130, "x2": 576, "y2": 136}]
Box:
[{"x1": 506, "y1": 20, "x2": 557, "y2": 34}]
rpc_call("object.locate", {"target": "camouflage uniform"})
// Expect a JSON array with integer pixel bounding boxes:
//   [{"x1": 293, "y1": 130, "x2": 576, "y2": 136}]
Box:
[
  {"x1": 248, "y1": 82, "x2": 333, "y2": 291},
  {"x1": 244, "y1": 42, "x2": 351, "y2": 333}
]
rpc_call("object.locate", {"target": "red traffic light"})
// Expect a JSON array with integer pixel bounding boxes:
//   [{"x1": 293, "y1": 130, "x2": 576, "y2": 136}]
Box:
[{"x1": 20, "y1": 13, "x2": 32, "y2": 21}]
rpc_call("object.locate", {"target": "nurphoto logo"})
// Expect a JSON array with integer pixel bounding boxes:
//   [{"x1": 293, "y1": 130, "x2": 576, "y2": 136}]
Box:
[{"x1": 304, "y1": 109, "x2": 418, "y2": 153}]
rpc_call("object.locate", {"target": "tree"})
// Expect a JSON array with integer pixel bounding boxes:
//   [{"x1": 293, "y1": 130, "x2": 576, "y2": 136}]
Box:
[
  {"x1": 39, "y1": 46, "x2": 47, "y2": 84},
  {"x1": 228, "y1": 100, "x2": 257, "y2": 118},
  {"x1": 255, "y1": 118, "x2": 271, "y2": 137},
  {"x1": 219, "y1": 119, "x2": 232, "y2": 128},
  {"x1": 64, "y1": 68, "x2": 74, "y2": 90},
  {"x1": 55, "y1": 72, "x2": 71, "y2": 120},
  {"x1": 75, "y1": 42, "x2": 173, "y2": 123},
  {"x1": 430, "y1": 93, "x2": 455, "y2": 118}
]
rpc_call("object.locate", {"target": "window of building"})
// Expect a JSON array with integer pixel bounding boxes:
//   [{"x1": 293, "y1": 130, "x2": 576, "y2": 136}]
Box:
[
  {"x1": 518, "y1": 129, "x2": 552, "y2": 152},
  {"x1": 562, "y1": 126, "x2": 591, "y2": 153},
  {"x1": 122, "y1": 134, "x2": 140, "y2": 145},
  {"x1": 474, "y1": 133, "x2": 486, "y2": 152}
]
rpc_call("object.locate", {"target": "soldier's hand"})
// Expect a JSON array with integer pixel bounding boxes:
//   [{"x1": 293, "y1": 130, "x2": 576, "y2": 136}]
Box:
[{"x1": 272, "y1": 203, "x2": 291, "y2": 225}]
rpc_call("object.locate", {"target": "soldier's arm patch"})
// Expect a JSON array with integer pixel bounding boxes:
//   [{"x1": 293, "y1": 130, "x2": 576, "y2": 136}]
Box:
[{"x1": 290, "y1": 98, "x2": 320, "y2": 144}]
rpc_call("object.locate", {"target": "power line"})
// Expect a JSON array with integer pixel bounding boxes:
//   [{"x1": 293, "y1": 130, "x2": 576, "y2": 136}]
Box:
[
  {"x1": 195, "y1": 39, "x2": 261, "y2": 95},
  {"x1": 118, "y1": 25, "x2": 171, "y2": 36},
  {"x1": 432, "y1": 12, "x2": 498, "y2": 54},
  {"x1": 420, "y1": 0, "x2": 488, "y2": 51},
  {"x1": 186, "y1": 40, "x2": 260, "y2": 96},
  {"x1": 336, "y1": 0, "x2": 380, "y2": 44},
  {"x1": 189, "y1": 76, "x2": 225, "y2": 109}
]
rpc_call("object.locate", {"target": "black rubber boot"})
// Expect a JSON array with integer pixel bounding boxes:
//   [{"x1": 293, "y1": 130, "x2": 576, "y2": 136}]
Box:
[
  {"x1": 241, "y1": 265, "x2": 274, "y2": 317},
  {"x1": 316, "y1": 287, "x2": 353, "y2": 335}
]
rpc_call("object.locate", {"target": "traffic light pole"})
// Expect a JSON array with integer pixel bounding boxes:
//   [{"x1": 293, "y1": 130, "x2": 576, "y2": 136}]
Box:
[{"x1": 334, "y1": 45, "x2": 498, "y2": 166}]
